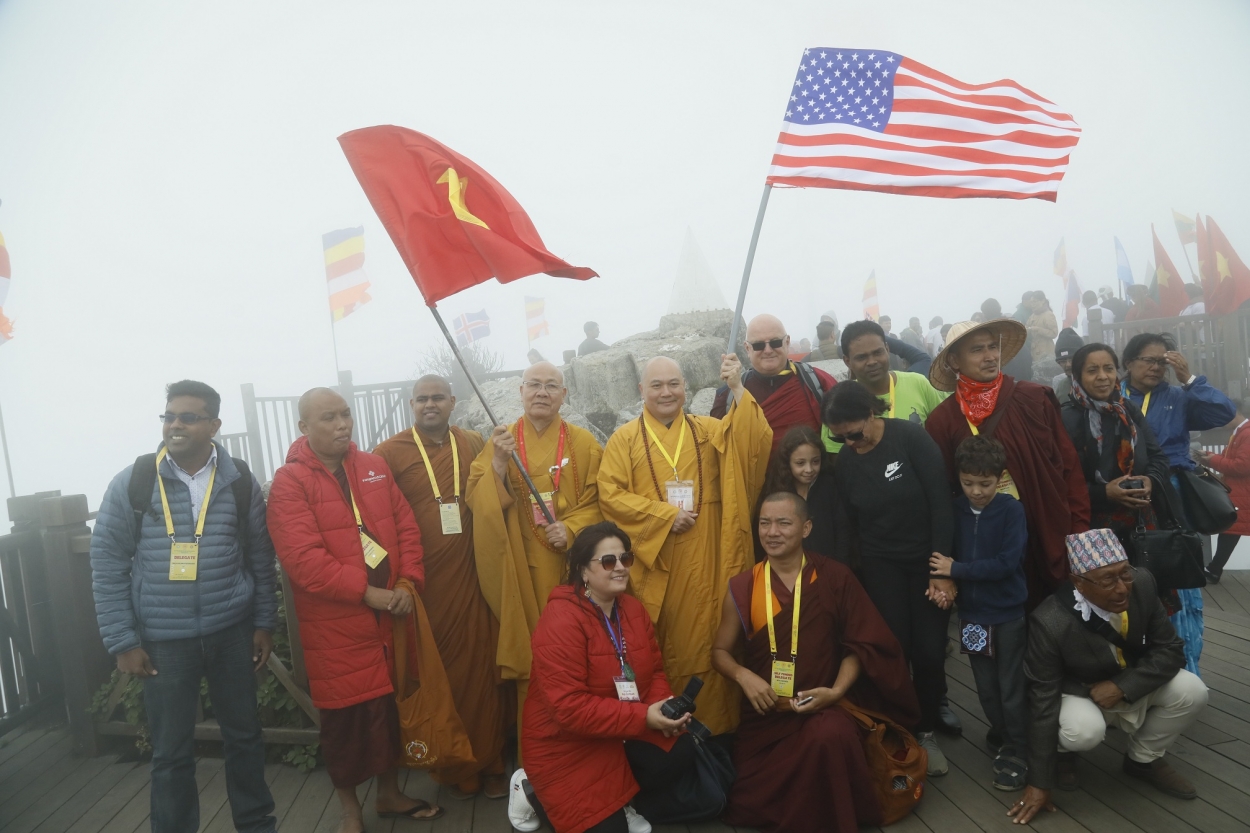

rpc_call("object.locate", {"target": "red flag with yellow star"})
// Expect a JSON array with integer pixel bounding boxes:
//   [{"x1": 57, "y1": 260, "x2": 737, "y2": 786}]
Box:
[
  {"x1": 338, "y1": 126, "x2": 596, "y2": 306},
  {"x1": 1151, "y1": 225, "x2": 1189, "y2": 318},
  {"x1": 1204, "y1": 216, "x2": 1250, "y2": 315}
]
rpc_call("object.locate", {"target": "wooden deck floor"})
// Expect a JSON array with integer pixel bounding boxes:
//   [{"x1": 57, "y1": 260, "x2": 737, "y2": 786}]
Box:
[{"x1": 4, "y1": 574, "x2": 1250, "y2": 833}]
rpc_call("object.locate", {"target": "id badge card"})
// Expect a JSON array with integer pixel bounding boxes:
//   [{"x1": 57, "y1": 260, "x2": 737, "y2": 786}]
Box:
[
  {"x1": 439, "y1": 502, "x2": 463, "y2": 535},
  {"x1": 530, "y1": 491, "x2": 556, "y2": 526},
  {"x1": 770, "y1": 660, "x2": 795, "y2": 698},
  {"x1": 997, "y1": 469, "x2": 1021, "y2": 500},
  {"x1": 614, "y1": 677, "x2": 641, "y2": 701},
  {"x1": 360, "y1": 532, "x2": 389, "y2": 569},
  {"x1": 169, "y1": 542, "x2": 199, "y2": 581},
  {"x1": 665, "y1": 480, "x2": 695, "y2": 511}
]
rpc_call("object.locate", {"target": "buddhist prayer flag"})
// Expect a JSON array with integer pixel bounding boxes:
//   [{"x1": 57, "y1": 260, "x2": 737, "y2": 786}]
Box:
[
  {"x1": 1151, "y1": 225, "x2": 1188, "y2": 317},
  {"x1": 525, "y1": 296, "x2": 549, "y2": 342},
  {"x1": 767, "y1": 48, "x2": 1081, "y2": 201},
  {"x1": 1053, "y1": 239, "x2": 1067, "y2": 277},
  {"x1": 1204, "y1": 216, "x2": 1250, "y2": 315},
  {"x1": 453, "y1": 309, "x2": 491, "y2": 346},
  {"x1": 1062, "y1": 269, "x2": 1081, "y2": 329},
  {"x1": 323, "y1": 226, "x2": 372, "y2": 321},
  {"x1": 1173, "y1": 210, "x2": 1197, "y2": 246},
  {"x1": 0, "y1": 230, "x2": 14, "y2": 344},
  {"x1": 1114, "y1": 236, "x2": 1135, "y2": 287},
  {"x1": 862, "y1": 271, "x2": 879, "y2": 320},
  {"x1": 338, "y1": 126, "x2": 596, "y2": 307}
]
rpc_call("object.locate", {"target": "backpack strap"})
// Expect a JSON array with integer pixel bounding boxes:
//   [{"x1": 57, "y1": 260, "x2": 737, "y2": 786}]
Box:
[
  {"x1": 127, "y1": 453, "x2": 161, "y2": 535},
  {"x1": 794, "y1": 362, "x2": 826, "y2": 415},
  {"x1": 230, "y1": 457, "x2": 253, "y2": 553}
]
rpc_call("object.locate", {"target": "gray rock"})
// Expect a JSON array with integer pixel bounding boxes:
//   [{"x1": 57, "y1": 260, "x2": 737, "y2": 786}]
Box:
[
  {"x1": 450, "y1": 374, "x2": 609, "y2": 445},
  {"x1": 689, "y1": 387, "x2": 718, "y2": 416},
  {"x1": 808, "y1": 359, "x2": 850, "y2": 382}
]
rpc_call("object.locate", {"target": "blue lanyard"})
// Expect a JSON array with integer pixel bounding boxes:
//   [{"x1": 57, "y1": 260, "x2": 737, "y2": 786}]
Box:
[{"x1": 598, "y1": 602, "x2": 626, "y2": 658}]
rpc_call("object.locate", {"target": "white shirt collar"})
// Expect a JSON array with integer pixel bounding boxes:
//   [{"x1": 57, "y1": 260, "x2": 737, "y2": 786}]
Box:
[
  {"x1": 168, "y1": 444, "x2": 218, "y2": 478},
  {"x1": 1072, "y1": 585, "x2": 1115, "y2": 623}
]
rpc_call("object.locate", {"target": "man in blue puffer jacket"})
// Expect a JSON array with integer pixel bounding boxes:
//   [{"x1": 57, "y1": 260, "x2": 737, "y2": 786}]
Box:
[{"x1": 91, "y1": 380, "x2": 278, "y2": 833}]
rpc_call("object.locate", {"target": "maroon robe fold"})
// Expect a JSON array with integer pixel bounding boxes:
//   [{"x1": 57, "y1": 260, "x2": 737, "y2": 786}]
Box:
[
  {"x1": 722, "y1": 555, "x2": 919, "y2": 833},
  {"x1": 924, "y1": 376, "x2": 1090, "y2": 608},
  {"x1": 710, "y1": 366, "x2": 835, "y2": 456}
]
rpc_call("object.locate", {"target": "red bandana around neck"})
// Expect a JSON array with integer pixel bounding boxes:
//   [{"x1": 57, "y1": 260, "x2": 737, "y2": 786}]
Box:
[{"x1": 956, "y1": 373, "x2": 1005, "y2": 427}]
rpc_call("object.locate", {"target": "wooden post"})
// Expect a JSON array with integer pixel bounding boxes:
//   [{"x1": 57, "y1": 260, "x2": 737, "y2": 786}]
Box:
[
  {"x1": 40, "y1": 494, "x2": 112, "y2": 756},
  {"x1": 240, "y1": 383, "x2": 266, "y2": 482},
  {"x1": 1088, "y1": 307, "x2": 1104, "y2": 346}
]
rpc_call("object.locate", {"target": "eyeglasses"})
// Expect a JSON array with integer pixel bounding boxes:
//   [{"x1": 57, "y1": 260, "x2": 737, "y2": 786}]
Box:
[
  {"x1": 1133, "y1": 357, "x2": 1168, "y2": 368},
  {"x1": 1076, "y1": 565, "x2": 1136, "y2": 591},
  {"x1": 159, "y1": 412, "x2": 213, "y2": 425},
  {"x1": 828, "y1": 428, "x2": 866, "y2": 444},
  {"x1": 748, "y1": 338, "x2": 786, "y2": 351},
  {"x1": 592, "y1": 552, "x2": 635, "y2": 570},
  {"x1": 523, "y1": 381, "x2": 563, "y2": 394}
]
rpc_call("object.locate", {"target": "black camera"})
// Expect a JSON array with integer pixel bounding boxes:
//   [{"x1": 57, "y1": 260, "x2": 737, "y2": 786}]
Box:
[
  {"x1": 662, "y1": 676, "x2": 703, "y2": 720},
  {"x1": 1121, "y1": 478, "x2": 1144, "y2": 491}
]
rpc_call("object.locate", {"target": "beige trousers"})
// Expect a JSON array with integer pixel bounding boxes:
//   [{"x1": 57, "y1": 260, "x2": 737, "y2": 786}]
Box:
[{"x1": 1058, "y1": 669, "x2": 1208, "y2": 763}]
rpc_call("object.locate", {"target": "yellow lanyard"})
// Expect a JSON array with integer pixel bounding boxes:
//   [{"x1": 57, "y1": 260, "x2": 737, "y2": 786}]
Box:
[
  {"x1": 156, "y1": 448, "x2": 216, "y2": 542},
  {"x1": 644, "y1": 417, "x2": 688, "y2": 479},
  {"x1": 1113, "y1": 610, "x2": 1130, "y2": 668},
  {"x1": 886, "y1": 372, "x2": 896, "y2": 418},
  {"x1": 764, "y1": 557, "x2": 804, "y2": 660},
  {"x1": 1122, "y1": 382, "x2": 1150, "y2": 416},
  {"x1": 966, "y1": 418, "x2": 980, "y2": 436},
  {"x1": 412, "y1": 427, "x2": 459, "y2": 503}
]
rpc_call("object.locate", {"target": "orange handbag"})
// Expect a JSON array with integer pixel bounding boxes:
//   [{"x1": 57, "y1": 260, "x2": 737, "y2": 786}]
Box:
[
  {"x1": 839, "y1": 701, "x2": 927, "y2": 825},
  {"x1": 391, "y1": 578, "x2": 477, "y2": 771}
]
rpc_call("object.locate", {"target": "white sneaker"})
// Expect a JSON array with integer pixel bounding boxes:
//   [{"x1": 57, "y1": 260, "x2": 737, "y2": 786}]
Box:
[
  {"x1": 624, "y1": 804, "x2": 652, "y2": 833},
  {"x1": 507, "y1": 769, "x2": 540, "y2": 832},
  {"x1": 918, "y1": 731, "x2": 949, "y2": 776}
]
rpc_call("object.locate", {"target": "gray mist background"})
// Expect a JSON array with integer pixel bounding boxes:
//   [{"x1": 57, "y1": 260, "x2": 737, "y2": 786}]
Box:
[{"x1": 1, "y1": 0, "x2": 1248, "y2": 521}]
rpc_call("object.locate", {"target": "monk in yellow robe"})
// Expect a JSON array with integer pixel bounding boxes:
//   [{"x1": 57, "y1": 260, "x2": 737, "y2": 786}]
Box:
[
  {"x1": 466, "y1": 361, "x2": 603, "y2": 715},
  {"x1": 598, "y1": 354, "x2": 772, "y2": 735},
  {"x1": 374, "y1": 376, "x2": 508, "y2": 800}
]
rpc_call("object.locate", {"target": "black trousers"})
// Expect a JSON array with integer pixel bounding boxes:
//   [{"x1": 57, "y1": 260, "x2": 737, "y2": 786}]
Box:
[
  {"x1": 1209, "y1": 534, "x2": 1242, "y2": 576},
  {"x1": 859, "y1": 556, "x2": 951, "y2": 733}
]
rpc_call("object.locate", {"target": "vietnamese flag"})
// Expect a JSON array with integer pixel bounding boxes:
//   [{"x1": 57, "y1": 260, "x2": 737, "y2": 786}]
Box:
[
  {"x1": 338, "y1": 126, "x2": 596, "y2": 306},
  {"x1": 1195, "y1": 215, "x2": 1218, "y2": 303},
  {"x1": 1204, "y1": 216, "x2": 1250, "y2": 315},
  {"x1": 1151, "y1": 225, "x2": 1189, "y2": 318}
]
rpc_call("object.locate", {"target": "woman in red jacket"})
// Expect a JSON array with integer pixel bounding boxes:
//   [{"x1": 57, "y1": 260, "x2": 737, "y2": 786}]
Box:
[
  {"x1": 267, "y1": 388, "x2": 439, "y2": 831},
  {"x1": 511, "y1": 522, "x2": 694, "y2": 833},
  {"x1": 1197, "y1": 402, "x2": 1250, "y2": 582}
]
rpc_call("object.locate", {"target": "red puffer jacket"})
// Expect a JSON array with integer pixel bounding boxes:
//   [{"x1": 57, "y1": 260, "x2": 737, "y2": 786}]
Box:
[
  {"x1": 267, "y1": 436, "x2": 424, "y2": 709},
  {"x1": 1209, "y1": 420, "x2": 1250, "y2": 536},
  {"x1": 523, "y1": 585, "x2": 677, "y2": 833}
]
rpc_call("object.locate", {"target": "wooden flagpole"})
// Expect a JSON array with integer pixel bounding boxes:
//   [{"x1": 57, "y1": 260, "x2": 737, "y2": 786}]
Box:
[
  {"x1": 428, "y1": 305, "x2": 556, "y2": 524},
  {"x1": 726, "y1": 184, "x2": 772, "y2": 352}
]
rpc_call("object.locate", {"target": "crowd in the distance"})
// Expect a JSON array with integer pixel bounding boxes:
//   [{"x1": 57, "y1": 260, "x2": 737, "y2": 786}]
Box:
[{"x1": 87, "y1": 301, "x2": 1247, "y2": 833}]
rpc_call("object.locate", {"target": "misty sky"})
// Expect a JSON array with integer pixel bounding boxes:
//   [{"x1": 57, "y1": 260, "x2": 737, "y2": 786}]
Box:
[{"x1": 1, "y1": 0, "x2": 1248, "y2": 520}]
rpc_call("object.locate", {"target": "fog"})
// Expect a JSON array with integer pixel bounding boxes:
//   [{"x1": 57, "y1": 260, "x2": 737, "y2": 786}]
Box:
[{"x1": 1, "y1": 0, "x2": 1248, "y2": 520}]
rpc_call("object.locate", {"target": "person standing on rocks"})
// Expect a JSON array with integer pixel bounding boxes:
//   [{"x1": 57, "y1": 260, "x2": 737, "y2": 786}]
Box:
[
  {"x1": 466, "y1": 361, "x2": 603, "y2": 721},
  {"x1": 599, "y1": 354, "x2": 772, "y2": 735},
  {"x1": 578, "y1": 321, "x2": 609, "y2": 356},
  {"x1": 711, "y1": 314, "x2": 836, "y2": 459}
]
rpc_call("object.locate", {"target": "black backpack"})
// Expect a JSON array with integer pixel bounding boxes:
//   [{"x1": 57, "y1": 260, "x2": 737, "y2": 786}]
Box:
[{"x1": 127, "y1": 452, "x2": 253, "y2": 550}]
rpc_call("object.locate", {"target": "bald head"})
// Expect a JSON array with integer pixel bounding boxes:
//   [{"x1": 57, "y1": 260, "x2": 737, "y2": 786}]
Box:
[
  {"x1": 411, "y1": 376, "x2": 455, "y2": 436},
  {"x1": 640, "y1": 356, "x2": 686, "y2": 424},
  {"x1": 744, "y1": 314, "x2": 790, "y2": 376},
  {"x1": 298, "y1": 387, "x2": 344, "y2": 422},
  {"x1": 298, "y1": 387, "x2": 353, "y2": 463},
  {"x1": 519, "y1": 361, "x2": 566, "y2": 429},
  {"x1": 522, "y1": 361, "x2": 564, "y2": 386},
  {"x1": 413, "y1": 375, "x2": 452, "y2": 397}
]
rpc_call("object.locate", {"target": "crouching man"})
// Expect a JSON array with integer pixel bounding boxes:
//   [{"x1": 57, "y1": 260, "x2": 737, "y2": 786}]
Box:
[{"x1": 1010, "y1": 529, "x2": 1208, "y2": 825}]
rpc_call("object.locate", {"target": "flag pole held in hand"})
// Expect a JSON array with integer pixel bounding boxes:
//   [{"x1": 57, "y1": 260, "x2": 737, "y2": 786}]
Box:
[{"x1": 727, "y1": 184, "x2": 772, "y2": 353}]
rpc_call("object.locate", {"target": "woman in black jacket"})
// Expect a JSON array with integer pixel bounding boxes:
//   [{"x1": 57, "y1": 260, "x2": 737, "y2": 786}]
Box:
[{"x1": 1060, "y1": 343, "x2": 1172, "y2": 552}]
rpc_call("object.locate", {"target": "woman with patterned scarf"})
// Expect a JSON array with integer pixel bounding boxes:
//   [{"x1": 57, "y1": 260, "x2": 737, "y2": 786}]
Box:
[{"x1": 1059, "y1": 343, "x2": 1172, "y2": 559}]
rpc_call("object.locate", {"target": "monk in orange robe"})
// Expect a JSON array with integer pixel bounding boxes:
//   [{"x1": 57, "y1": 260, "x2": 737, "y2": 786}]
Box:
[
  {"x1": 466, "y1": 361, "x2": 603, "y2": 720},
  {"x1": 374, "y1": 375, "x2": 508, "y2": 799},
  {"x1": 598, "y1": 354, "x2": 772, "y2": 735}
]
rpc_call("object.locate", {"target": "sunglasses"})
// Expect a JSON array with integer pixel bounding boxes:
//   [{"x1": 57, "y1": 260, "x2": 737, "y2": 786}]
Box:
[
  {"x1": 592, "y1": 552, "x2": 635, "y2": 570},
  {"x1": 828, "y1": 429, "x2": 866, "y2": 444},
  {"x1": 159, "y1": 412, "x2": 213, "y2": 425},
  {"x1": 748, "y1": 338, "x2": 786, "y2": 351}
]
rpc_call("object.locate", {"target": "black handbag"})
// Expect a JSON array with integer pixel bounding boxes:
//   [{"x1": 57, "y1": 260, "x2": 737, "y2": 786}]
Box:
[
  {"x1": 1131, "y1": 478, "x2": 1206, "y2": 590},
  {"x1": 632, "y1": 726, "x2": 736, "y2": 824},
  {"x1": 1175, "y1": 465, "x2": 1238, "y2": 534}
]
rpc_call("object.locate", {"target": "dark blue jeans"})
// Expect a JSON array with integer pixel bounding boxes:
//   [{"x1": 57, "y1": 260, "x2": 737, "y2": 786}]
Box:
[
  {"x1": 968, "y1": 616, "x2": 1028, "y2": 759},
  {"x1": 143, "y1": 620, "x2": 276, "y2": 833}
]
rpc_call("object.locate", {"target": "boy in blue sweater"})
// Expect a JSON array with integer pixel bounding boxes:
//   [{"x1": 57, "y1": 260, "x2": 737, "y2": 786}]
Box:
[{"x1": 930, "y1": 436, "x2": 1029, "y2": 791}]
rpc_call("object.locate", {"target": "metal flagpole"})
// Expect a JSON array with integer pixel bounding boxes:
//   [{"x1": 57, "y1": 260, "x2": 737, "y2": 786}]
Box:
[
  {"x1": 1178, "y1": 242, "x2": 1197, "y2": 281},
  {"x1": 328, "y1": 317, "x2": 342, "y2": 377},
  {"x1": 428, "y1": 305, "x2": 557, "y2": 524},
  {"x1": 726, "y1": 184, "x2": 773, "y2": 353},
  {"x1": 0, "y1": 398, "x2": 15, "y2": 498}
]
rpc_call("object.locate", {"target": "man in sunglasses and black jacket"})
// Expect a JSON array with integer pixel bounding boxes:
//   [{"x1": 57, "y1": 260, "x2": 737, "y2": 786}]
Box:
[{"x1": 91, "y1": 380, "x2": 278, "y2": 833}]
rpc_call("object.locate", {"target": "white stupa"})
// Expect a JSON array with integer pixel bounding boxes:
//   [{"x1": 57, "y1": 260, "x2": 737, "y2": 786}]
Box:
[{"x1": 666, "y1": 228, "x2": 729, "y2": 314}]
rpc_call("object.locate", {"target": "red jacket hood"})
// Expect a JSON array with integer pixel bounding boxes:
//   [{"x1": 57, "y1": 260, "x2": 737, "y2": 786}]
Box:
[{"x1": 285, "y1": 434, "x2": 361, "y2": 467}]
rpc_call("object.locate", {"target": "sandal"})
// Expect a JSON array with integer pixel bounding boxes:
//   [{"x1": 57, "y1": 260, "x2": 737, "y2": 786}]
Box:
[{"x1": 378, "y1": 799, "x2": 445, "y2": 821}]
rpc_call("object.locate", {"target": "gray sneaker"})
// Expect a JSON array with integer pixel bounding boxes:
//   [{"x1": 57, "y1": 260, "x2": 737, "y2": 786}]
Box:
[{"x1": 918, "y1": 731, "x2": 949, "y2": 776}]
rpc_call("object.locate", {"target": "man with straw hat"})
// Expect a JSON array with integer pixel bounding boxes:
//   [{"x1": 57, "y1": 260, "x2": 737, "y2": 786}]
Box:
[
  {"x1": 924, "y1": 319, "x2": 1090, "y2": 608},
  {"x1": 1008, "y1": 529, "x2": 1207, "y2": 824}
]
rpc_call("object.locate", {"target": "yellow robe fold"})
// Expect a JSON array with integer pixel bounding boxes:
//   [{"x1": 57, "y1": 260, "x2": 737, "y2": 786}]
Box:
[
  {"x1": 597, "y1": 392, "x2": 772, "y2": 734},
  {"x1": 466, "y1": 417, "x2": 603, "y2": 689}
]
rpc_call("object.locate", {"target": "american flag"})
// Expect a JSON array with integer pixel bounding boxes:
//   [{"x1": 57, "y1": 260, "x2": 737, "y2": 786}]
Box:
[
  {"x1": 767, "y1": 49, "x2": 1081, "y2": 201},
  {"x1": 454, "y1": 309, "x2": 491, "y2": 346}
]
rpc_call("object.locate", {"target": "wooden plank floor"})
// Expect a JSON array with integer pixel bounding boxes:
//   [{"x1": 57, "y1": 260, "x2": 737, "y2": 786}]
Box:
[{"x1": 4, "y1": 574, "x2": 1250, "y2": 833}]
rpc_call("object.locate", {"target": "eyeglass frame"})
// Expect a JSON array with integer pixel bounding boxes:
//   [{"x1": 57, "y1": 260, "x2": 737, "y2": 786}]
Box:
[
  {"x1": 1131, "y1": 356, "x2": 1168, "y2": 369},
  {"x1": 522, "y1": 381, "x2": 564, "y2": 394},
  {"x1": 747, "y1": 338, "x2": 787, "y2": 352},
  {"x1": 1074, "y1": 564, "x2": 1136, "y2": 591},
  {"x1": 159, "y1": 412, "x2": 215, "y2": 425}
]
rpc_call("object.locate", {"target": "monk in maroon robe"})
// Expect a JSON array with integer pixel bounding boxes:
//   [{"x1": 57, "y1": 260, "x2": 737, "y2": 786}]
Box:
[
  {"x1": 710, "y1": 314, "x2": 835, "y2": 458},
  {"x1": 712, "y1": 492, "x2": 920, "y2": 833},
  {"x1": 925, "y1": 320, "x2": 1090, "y2": 608}
]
